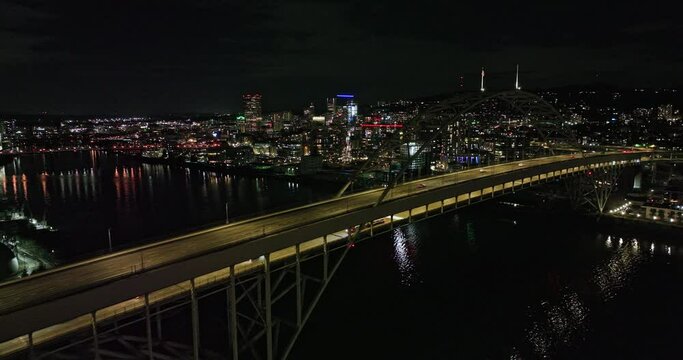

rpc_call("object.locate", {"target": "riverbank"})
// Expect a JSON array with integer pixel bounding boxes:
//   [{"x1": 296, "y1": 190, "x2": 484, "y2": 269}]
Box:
[
  {"x1": 602, "y1": 213, "x2": 683, "y2": 230},
  {"x1": 113, "y1": 151, "x2": 349, "y2": 185}
]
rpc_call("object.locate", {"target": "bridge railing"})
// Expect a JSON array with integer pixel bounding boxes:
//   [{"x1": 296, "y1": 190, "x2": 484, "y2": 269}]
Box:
[{"x1": 0, "y1": 151, "x2": 646, "y2": 358}]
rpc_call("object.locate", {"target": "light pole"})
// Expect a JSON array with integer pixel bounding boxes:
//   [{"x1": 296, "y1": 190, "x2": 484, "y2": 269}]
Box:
[
  {"x1": 107, "y1": 228, "x2": 112, "y2": 252},
  {"x1": 225, "y1": 202, "x2": 229, "y2": 224}
]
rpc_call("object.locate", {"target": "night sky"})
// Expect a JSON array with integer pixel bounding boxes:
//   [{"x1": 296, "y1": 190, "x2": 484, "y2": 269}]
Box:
[{"x1": 1, "y1": 0, "x2": 681, "y2": 114}]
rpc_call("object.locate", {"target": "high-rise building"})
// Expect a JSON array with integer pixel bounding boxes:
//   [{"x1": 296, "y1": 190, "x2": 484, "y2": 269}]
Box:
[
  {"x1": 325, "y1": 97, "x2": 336, "y2": 125},
  {"x1": 270, "y1": 111, "x2": 292, "y2": 132},
  {"x1": 400, "y1": 141, "x2": 430, "y2": 173},
  {"x1": 345, "y1": 100, "x2": 358, "y2": 123},
  {"x1": 332, "y1": 94, "x2": 357, "y2": 124},
  {"x1": 242, "y1": 93, "x2": 262, "y2": 132}
]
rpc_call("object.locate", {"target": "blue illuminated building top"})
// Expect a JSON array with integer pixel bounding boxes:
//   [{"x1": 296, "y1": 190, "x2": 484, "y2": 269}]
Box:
[{"x1": 336, "y1": 94, "x2": 354, "y2": 98}]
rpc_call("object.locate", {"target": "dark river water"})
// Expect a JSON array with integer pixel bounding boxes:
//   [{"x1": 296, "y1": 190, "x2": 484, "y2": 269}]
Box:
[
  {"x1": 1, "y1": 152, "x2": 682, "y2": 359},
  {"x1": 0, "y1": 151, "x2": 337, "y2": 261}
]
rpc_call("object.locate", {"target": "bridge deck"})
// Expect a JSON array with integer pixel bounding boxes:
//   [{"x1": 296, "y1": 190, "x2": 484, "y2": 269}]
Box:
[{"x1": 0, "y1": 151, "x2": 646, "y2": 353}]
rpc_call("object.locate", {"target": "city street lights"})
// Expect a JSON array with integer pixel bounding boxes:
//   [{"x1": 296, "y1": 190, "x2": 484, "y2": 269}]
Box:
[{"x1": 225, "y1": 202, "x2": 229, "y2": 224}]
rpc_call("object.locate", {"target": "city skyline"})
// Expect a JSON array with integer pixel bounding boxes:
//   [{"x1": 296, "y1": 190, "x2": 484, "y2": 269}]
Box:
[
  {"x1": 1, "y1": 0, "x2": 681, "y2": 114},
  {"x1": 2, "y1": 2, "x2": 683, "y2": 359}
]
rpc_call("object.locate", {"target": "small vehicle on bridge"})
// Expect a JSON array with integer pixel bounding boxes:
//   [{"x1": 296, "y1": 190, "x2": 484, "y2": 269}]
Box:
[{"x1": 416, "y1": 183, "x2": 427, "y2": 189}]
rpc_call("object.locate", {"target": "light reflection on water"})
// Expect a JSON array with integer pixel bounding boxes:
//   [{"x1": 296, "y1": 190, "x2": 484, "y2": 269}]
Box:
[
  {"x1": 392, "y1": 226, "x2": 421, "y2": 286},
  {"x1": 521, "y1": 233, "x2": 660, "y2": 358},
  {"x1": 0, "y1": 152, "x2": 280, "y2": 211},
  {"x1": 526, "y1": 289, "x2": 590, "y2": 358},
  {"x1": 0, "y1": 151, "x2": 332, "y2": 261},
  {"x1": 596, "y1": 235, "x2": 647, "y2": 302}
]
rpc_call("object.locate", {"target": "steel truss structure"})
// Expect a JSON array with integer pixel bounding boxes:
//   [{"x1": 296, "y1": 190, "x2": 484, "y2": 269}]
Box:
[
  {"x1": 338, "y1": 90, "x2": 618, "y2": 250},
  {"x1": 565, "y1": 164, "x2": 625, "y2": 213},
  {"x1": 337, "y1": 90, "x2": 577, "y2": 199},
  {"x1": 28, "y1": 237, "x2": 354, "y2": 360}
]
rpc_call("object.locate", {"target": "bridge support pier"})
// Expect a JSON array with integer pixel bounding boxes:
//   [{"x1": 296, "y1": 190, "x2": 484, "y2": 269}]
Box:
[
  {"x1": 323, "y1": 235, "x2": 328, "y2": 281},
  {"x1": 295, "y1": 245, "x2": 302, "y2": 328},
  {"x1": 155, "y1": 305, "x2": 162, "y2": 340},
  {"x1": 190, "y1": 279, "x2": 200, "y2": 360},
  {"x1": 229, "y1": 266, "x2": 238, "y2": 360},
  {"x1": 264, "y1": 255, "x2": 273, "y2": 360},
  {"x1": 564, "y1": 164, "x2": 623, "y2": 213},
  {"x1": 91, "y1": 312, "x2": 100, "y2": 360},
  {"x1": 27, "y1": 333, "x2": 34, "y2": 359},
  {"x1": 144, "y1": 294, "x2": 154, "y2": 360}
]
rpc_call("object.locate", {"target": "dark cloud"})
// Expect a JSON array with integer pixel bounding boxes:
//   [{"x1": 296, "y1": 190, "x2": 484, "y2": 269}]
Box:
[{"x1": 0, "y1": 0, "x2": 680, "y2": 114}]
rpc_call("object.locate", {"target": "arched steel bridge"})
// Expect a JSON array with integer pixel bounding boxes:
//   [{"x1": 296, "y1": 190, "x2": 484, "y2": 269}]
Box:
[{"x1": 0, "y1": 91, "x2": 648, "y2": 360}]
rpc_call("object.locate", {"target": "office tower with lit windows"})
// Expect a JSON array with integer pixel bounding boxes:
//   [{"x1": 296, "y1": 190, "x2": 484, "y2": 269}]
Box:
[
  {"x1": 242, "y1": 93, "x2": 262, "y2": 132},
  {"x1": 325, "y1": 97, "x2": 336, "y2": 125}
]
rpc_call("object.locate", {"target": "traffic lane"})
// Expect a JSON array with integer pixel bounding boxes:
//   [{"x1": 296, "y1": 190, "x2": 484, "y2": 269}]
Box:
[
  {"x1": 0, "y1": 188, "x2": 380, "y2": 313},
  {"x1": 0, "y1": 153, "x2": 614, "y2": 314},
  {"x1": 0, "y1": 153, "x2": 571, "y2": 303},
  {"x1": 0, "y1": 152, "x2": 596, "y2": 315}
]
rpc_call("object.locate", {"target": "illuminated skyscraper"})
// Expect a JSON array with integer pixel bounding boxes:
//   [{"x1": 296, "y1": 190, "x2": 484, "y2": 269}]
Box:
[
  {"x1": 325, "y1": 97, "x2": 336, "y2": 125},
  {"x1": 515, "y1": 64, "x2": 521, "y2": 90},
  {"x1": 242, "y1": 93, "x2": 262, "y2": 133},
  {"x1": 345, "y1": 100, "x2": 358, "y2": 123},
  {"x1": 335, "y1": 94, "x2": 357, "y2": 124}
]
